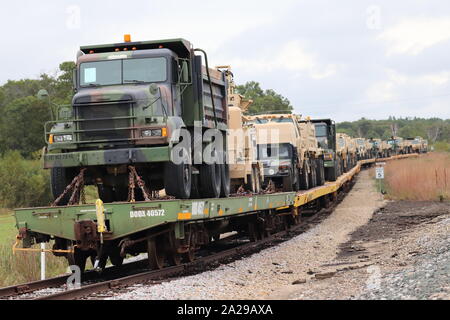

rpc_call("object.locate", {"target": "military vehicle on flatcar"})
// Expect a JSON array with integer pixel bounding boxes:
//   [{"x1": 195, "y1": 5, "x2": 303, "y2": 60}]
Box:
[{"x1": 43, "y1": 36, "x2": 230, "y2": 203}]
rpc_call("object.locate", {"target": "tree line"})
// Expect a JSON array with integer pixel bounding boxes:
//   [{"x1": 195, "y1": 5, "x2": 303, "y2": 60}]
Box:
[{"x1": 336, "y1": 117, "x2": 450, "y2": 144}]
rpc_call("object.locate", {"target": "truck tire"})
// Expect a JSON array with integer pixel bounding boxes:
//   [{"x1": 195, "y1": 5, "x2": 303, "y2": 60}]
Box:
[
  {"x1": 316, "y1": 158, "x2": 325, "y2": 186},
  {"x1": 220, "y1": 163, "x2": 230, "y2": 198},
  {"x1": 309, "y1": 159, "x2": 317, "y2": 188},
  {"x1": 164, "y1": 160, "x2": 192, "y2": 200},
  {"x1": 199, "y1": 163, "x2": 221, "y2": 198},
  {"x1": 299, "y1": 160, "x2": 310, "y2": 190},
  {"x1": 51, "y1": 167, "x2": 75, "y2": 206},
  {"x1": 282, "y1": 170, "x2": 294, "y2": 192}
]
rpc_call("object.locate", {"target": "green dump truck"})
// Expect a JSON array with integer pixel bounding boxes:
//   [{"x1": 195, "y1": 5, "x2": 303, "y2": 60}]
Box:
[{"x1": 43, "y1": 36, "x2": 230, "y2": 203}]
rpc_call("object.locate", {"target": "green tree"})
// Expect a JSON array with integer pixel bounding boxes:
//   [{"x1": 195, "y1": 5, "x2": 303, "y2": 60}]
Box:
[
  {"x1": 0, "y1": 96, "x2": 50, "y2": 156},
  {"x1": 236, "y1": 81, "x2": 293, "y2": 115}
]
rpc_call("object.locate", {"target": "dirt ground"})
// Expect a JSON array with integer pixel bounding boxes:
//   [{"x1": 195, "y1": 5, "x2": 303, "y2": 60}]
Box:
[{"x1": 269, "y1": 200, "x2": 450, "y2": 300}]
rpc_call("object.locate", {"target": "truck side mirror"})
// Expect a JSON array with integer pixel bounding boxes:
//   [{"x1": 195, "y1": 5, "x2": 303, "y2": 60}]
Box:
[
  {"x1": 181, "y1": 61, "x2": 189, "y2": 83},
  {"x1": 72, "y1": 69, "x2": 78, "y2": 92}
]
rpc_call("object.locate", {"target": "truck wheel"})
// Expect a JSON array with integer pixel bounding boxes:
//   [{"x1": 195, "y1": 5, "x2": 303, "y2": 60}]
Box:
[
  {"x1": 316, "y1": 158, "x2": 325, "y2": 186},
  {"x1": 51, "y1": 167, "x2": 75, "y2": 206},
  {"x1": 282, "y1": 170, "x2": 293, "y2": 192},
  {"x1": 309, "y1": 159, "x2": 317, "y2": 188},
  {"x1": 293, "y1": 165, "x2": 300, "y2": 191},
  {"x1": 164, "y1": 159, "x2": 192, "y2": 200},
  {"x1": 220, "y1": 163, "x2": 230, "y2": 198},
  {"x1": 245, "y1": 169, "x2": 257, "y2": 193},
  {"x1": 199, "y1": 163, "x2": 221, "y2": 198},
  {"x1": 299, "y1": 160, "x2": 310, "y2": 190}
]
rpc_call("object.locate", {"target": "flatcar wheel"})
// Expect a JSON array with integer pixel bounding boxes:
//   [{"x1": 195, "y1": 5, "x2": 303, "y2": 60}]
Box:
[
  {"x1": 109, "y1": 248, "x2": 124, "y2": 267},
  {"x1": 147, "y1": 236, "x2": 165, "y2": 270},
  {"x1": 248, "y1": 222, "x2": 258, "y2": 242},
  {"x1": 66, "y1": 246, "x2": 88, "y2": 273},
  {"x1": 168, "y1": 252, "x2": 182, "y2": 266},
  {"x1": 183, "y1": 246, "x2": 195, "y2": 263}
]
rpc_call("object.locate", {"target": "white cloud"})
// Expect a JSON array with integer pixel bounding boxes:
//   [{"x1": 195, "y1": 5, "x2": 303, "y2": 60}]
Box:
[
  {"x1": 366, "y1": 68, "x2": 450, "y2": 102},
  {"x1": 378, "y1": 17, "x2": 450, "y2": 56},
  {"x1": 226, "y1": 40, "x2": 339, "y2": 80}
]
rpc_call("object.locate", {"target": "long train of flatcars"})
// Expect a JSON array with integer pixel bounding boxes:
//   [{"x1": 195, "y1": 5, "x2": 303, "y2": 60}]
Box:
[{"x1": 12, "y1": 37, "x2": 427, "y2": 273}]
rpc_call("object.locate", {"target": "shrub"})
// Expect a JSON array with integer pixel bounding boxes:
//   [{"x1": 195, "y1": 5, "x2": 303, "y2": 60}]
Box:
[{"x1": 0, "y1": 151, "x2": 52, "y2": 208}]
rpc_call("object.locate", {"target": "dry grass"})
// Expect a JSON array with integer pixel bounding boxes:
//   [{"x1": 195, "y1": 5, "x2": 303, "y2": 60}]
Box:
[
  {"x1": 0, "y1": 211, "x2": 68, "y2": 287},
  {"x1": 381, "y1": 153, "x2": 450, "y2": 201}
]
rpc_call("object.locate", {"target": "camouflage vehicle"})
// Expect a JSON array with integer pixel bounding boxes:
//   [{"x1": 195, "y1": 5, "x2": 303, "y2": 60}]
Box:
[
  {"x1": 43, "y1": 36, "x2": 230, "y2": 202},
  {"x1": 311, "y1": 119, "x2": 342, "y2": 181},
  {"x1": 296, "y1": 117, "x2": 325, "y2": 187},
  {"x1": 248, "y1": 113, "x2": 325, "y2": 192},
  {"x1": 218, "y1": 66, "x2": 264, "y2": 193},
  {"x1": 336, "y1": 133, "x2": 357, "y2": 172}
]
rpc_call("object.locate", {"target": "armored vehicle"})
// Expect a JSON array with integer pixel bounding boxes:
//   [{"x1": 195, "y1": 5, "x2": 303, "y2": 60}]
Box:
[
  {"x1": 355, "y1": 138, "x2": 373, "y2": 160},
  {"x1": 336, "y1": 133, "x2": 357, "y2": 172},
  {"x1": 410, "y1": 136, "x2": 427, "y2": 153},
  {"x1": 43, "y1": 36, "x2": 230, "y2": 202},
  {"x1": 248, "y1": 113, "x2": 325, "y2": 191},
  {"x1": 218, "y1": 66, "x2": 264, "y2": 193},
  {"x1": 387, "y1": 136, "x2": 408, "y2": 155}
]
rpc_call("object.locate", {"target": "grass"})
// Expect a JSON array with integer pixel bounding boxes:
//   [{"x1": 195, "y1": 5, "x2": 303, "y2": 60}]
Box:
[
  {"x1": 374, "y1": 153, "x2": 450, "y2": 201},
  {"x1": 0, "y1": 210, "x2": 68, "y2": 287}
]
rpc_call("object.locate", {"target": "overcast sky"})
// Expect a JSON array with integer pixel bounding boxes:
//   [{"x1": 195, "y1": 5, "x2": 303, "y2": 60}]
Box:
[{"x1": 1, "y1": 0, "x2": 449, "y2": 121}]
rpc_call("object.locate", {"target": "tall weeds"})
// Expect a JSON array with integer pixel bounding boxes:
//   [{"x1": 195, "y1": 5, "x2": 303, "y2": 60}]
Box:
[{"x1": 382, "y1": 153, "x2": 450, "y2": 201}]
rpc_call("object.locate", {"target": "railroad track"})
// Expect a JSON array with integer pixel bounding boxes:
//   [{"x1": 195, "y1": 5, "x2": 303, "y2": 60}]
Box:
[{"x1": 1, "y1": 173, "x2": 355, "y2": 300}]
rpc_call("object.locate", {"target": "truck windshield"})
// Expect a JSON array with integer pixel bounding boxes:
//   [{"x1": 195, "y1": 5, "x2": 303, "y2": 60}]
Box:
[
  {"x1": 80, "y1": 57, "x2": 167, "y2": 87},
  {"x1": 314, "y1": 124, "x2": 327, "y2": 137},
  {"x1": 258, "y1": 143, "x2": 291, "y2": 160},
  {"x1": 271, "y1": 118, "x2": 293, "y2": 123}
]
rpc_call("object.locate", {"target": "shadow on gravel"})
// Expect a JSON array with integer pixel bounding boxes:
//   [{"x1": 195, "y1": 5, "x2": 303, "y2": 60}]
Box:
[{"x1": 338, "y1": 201, "x2": 450, "y2": 259}]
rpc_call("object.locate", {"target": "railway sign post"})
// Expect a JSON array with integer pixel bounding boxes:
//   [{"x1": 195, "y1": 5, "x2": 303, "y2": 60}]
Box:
[
  {"x1": 375, "y1": 164, "x2": 385, "y2": 198},
  {"x1": 40, "y1": 243, "x2": 46, "y2": 280}
]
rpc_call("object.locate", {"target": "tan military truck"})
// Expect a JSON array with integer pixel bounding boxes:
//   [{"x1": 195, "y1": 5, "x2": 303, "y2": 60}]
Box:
[
  {"x1": 410, "y1": 136, "x2": 427, "y2": 153},
  {"x1": 247, "y1": 113, "x2": 325, "y2": 191},
  {"x1": 218, "y1": 66, "x2": 264, "y2": 193},
  {"x1": 387, "y1": 136, "x2": 408, "y2": 155},
  {"x1": 355, "y1": 138, "x2": 372, "y2": 160},
  {"x1": 336, "y1": 133, "x2": 358, "y2": 172}
]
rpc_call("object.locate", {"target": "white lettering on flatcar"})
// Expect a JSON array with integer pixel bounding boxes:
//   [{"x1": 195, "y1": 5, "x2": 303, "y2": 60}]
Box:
[{"x1": 130, "y1": 209, "x2": 165, "y2": 218}]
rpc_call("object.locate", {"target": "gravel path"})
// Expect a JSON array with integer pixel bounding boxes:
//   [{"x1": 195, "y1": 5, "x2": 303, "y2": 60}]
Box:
[{"x1": 105, "y1": 169, "x2": 386, "y2": 300}]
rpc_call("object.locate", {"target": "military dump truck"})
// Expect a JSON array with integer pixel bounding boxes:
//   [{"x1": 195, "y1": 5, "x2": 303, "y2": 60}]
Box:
[
  {"x1": 247, "y1": 113, "x2": 325, "y2": 192},
  {"x1": 43, "y1": 36, "x2": 230, "y2": 202},
  {"x1": 218, "y1": 66, "x2": 264, "y2": 193},
  {"x1": 336, "y1": 133, "x2": 358, "y2": 172},
  {"x1": 311, "y1": 119, "x2": 342, "y2": 181}
]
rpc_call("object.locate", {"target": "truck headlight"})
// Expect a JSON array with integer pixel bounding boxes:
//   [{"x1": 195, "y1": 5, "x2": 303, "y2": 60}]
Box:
[
  {"x1": 51, "y1": 134, "x2": 73, "y2": 143},
  {"x1": 141, "y1": 128, "x2": 167, "y2": 137}
]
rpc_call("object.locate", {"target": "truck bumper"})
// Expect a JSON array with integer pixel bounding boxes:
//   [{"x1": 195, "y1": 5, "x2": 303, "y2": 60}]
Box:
[
  {"x1": 324, "y1": 160, "x2": 335, "y2": 168},
  {"x1": 44, "y1": 146, "x2": 171, "y2": 169}
]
